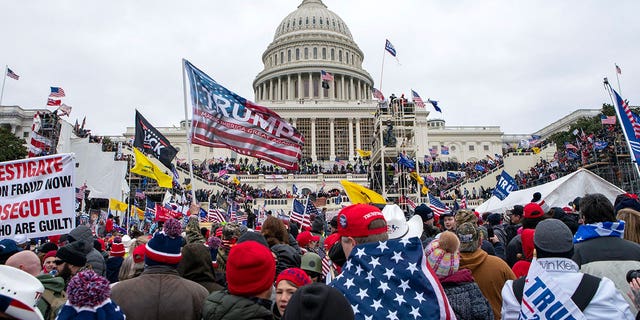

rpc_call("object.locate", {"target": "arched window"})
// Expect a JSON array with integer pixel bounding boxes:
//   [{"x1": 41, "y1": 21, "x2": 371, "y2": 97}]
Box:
[
  {"x1": 346, "y1": 51, "x2": 349, "y2": 64},
  {"x1": 306, "y1": 17, "x2": 309, "y2": 25},
  {"x1": 322, "y1": 48, "x2": 326, "y2": 59},
  {"x1": 331, "y1": 48, "x2": 335, "y2": 60},
  {"x1": 304, "y1": 48, "x2": 308, "y2": 59},
  {"x1": 280, "y1": 52, "x2": 284, "y2": 64},
  {"x1": 296, "y1": 48, "x2": 300, "y2": 60},
  {"x1": 288, "y1": 49, "x2": 291, "y2": 62},
  {"x1": 320, "y1": 18, "x2": 323, "y2": 25},
  {"x1": 313, "y1": 47, "x2": 318, "y2": 59},
  {"x1": 352, "y1": 54, "x2": 355, "y2": 65},
  {"x1": 299, "y1": 18, "x2": 302, "y2": 25},
  {"x1": 313, "y1": 17, "x2": 316, "y2": 24},
  {"x1": 339, "y1": 50, "x2": 342, "y2": 62}
]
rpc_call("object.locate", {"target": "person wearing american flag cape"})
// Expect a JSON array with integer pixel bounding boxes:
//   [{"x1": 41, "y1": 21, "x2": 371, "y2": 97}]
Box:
[{"x1": 330, "y1": 204, "x2": 456, "y2": 319}]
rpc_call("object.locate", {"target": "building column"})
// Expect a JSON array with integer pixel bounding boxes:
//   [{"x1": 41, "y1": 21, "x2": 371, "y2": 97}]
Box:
[
  {"x1": 311, "y1": 118, "x2": 317, "y2": 161},
  {"x1": 350, "y1": 77, "x2": 354, "y2": 101},
  {"x1": 277, "y1": 77, "x2": 282, "y2": 100},
  {"x1": 348, "y1": 118, "x2": 354, "y2": 161},
  {"x1": 329, "y1": 118, "x2": 336, "y2": 161},
  {"x1": 297, "y1": 73, "x2": 302, "y2": 99},
  {"x1": 330, "y1": 75, "x2": 335, "y2": 100},
  {"x1": 341, "y1": 75, "x2": 346, "y2": 100},
  {"x1": 357, "y1": 80, "x2": 362, "y2": 100},
  {"x1": 269, "y1": 79, "x2": 274, "y2": 100},
  {"x1": 355, "y1": 118, "x2": 361, "y2": 150},
  {"x1": 287, "y1": 75, "x2": 292, "y2": 100},
  {"x1": 308, "y1": 73, "x2": 313, "y2": 99}
]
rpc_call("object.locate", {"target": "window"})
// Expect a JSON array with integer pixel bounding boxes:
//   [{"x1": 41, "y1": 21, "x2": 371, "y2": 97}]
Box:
[
  {"x1": 288, "y1": 49, "x2": 291, "y2": 62},
  {"x1": 331, "y1": 48, "x2": 335, "y2": 60},
  {"x1": 304, "y1": 48, "x2": 308, "y2": 59},
  {"x1": 352, "y1": 54, "x2": 355, "y2": 65},
  {"x1": 451, "y1": 146, "x2": 456, "y2": 151},
  {"x1": 306, "y1": 17, "x2": 309, "y2": 25},
  {"x1": 339, "y1": 50, "x2": 342, "y2": 62},
  {"x1": 484, "y1": 145, "x2": 490, "y2": 151},
  {"x1": 296, "y1": 48, "x2": 300, "y2": 60},
  {"x1": 320, "y1": 18, "x2": 323, "y2": 25},
  {"x1": 23, "y1": 132, "x2": 29, "y2": 138},
  {"x1": 194, "y1": 146, "x2": 200, "y2": 153},
  {"x1": 274, "y1": 54, "x2": 277, "y2": 65},
  {"x1": 313, "y1": 47, "x2": 317, "y2": 59},
  {"x1": 209, "y1": 147, "x2": 214, "y2": 152},
  {"x1": 313, "y1": 17, "x2": 316, "y2": 24},
  {"x1": 346, "y1": 51, "x2": 349, "y2": 64},
  {"x1": 322, "y1": 48, "x2": 326, "y2": 59},
  {"x1": 280, "y1": 52, "x2": 284, "y2": 64},
  {"x1": 469, "y1": 145, "x2": 474, "y2": 151},
  {"x1": 299, "y1": 18, "x2": 302, "y2": 25}
]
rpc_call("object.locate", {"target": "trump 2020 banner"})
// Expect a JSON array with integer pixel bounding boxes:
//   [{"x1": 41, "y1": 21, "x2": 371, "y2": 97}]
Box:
[
  {"x1": 0, "y1": 154, "x2": 76, "y2": 239},
  {"x1": 184, "y1": 59, "x2": 304, "y2": 171},
  {"x1": 493, "y1": 170, "x2": 518, "y2": 200}
]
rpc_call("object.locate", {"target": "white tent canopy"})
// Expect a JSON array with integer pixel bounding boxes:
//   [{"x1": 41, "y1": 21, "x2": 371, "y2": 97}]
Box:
[{"x1": 474, "y1": 169, "x2": 625, "y2": 214}]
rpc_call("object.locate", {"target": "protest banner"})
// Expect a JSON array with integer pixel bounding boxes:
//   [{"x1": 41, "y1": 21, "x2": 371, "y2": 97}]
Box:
[
  {"x1": 0, "y1": 154, "x2": 76, "y2": 239},
  {"x1": 493, "y1": 170, "x2": 518, "y2": 200}
]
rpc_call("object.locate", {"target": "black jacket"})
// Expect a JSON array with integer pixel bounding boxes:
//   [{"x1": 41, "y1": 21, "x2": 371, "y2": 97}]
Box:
[{"x1": 203, "y1": 290, "x2": 273, "y2": 320}]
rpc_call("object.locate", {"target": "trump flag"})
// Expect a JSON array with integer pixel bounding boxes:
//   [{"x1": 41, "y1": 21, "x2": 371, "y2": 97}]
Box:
[{"x1": 183, "y1": 60, "x2": 304, "y2": 170}]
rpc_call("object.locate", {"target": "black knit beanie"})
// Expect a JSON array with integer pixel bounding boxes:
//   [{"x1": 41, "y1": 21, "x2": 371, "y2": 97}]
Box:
[
  {"x1": 282, "y1": 283, "x2": 354, "y2": 320},
  {"x1": 57, "y1": 241, "x2": 88, "y2": 267}
]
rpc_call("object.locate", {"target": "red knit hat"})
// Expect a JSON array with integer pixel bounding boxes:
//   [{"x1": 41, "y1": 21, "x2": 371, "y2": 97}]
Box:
[
  {"x1": 296, "y1": 231, "x2": 320, "y2": 248},
  {"x1": 337, "y1": 204, "x2": 387, "y2": 238},
  {"x1": 276, "y1": 268, "x2": 311, "y2": 288},
  {"x1": 523, "y1": 203, "x2": 545, "y2": 219},
  {"x1": 110, "y1": 243, "x2": 125, "y2": 257},
  {"x1": 226, "y1": 240, "x2": 276, "y2": 297}
]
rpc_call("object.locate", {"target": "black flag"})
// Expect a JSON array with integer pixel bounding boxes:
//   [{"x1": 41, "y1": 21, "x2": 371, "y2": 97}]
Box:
[{"x1": 134, "y1": 110, "x2": 177, "y2": 169}]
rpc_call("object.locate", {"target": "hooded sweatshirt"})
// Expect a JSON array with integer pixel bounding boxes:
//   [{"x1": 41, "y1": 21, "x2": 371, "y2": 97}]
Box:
[
  {"x1": 68, "y1": 225, "x2": 106, "y2": 276},
  {"x1": 460, "y1": 249, "x2": 516, "y2": 319},
  {"x1": 178, "y1": 243, "x2": 223, "y2": 293}
]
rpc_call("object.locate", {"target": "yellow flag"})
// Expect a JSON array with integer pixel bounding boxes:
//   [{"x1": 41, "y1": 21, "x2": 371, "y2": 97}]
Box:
[
  {"x1": 131, "y1": 148, "x2": 173, "y2": 188},
  {"x1": 340, "y1": 180, "x2": 386, "y2": 205},
  {"x1": 421, "y1": 185, "x2": 429, "y2": 195},
  {"x1": 131, "y1": 206, "x2": 145, "y2": 220},
  {"x1": 356, "y1": 149, "x2": 372, "y2": 157},
  {"x1": 409, "y1": 171, "x2": 424, "y2": 185},
  {"x1": 109, "y1": 198, "x2": 128, "y2": 212},
  {"x1": 532, "y1": 147, "x2": 541, "y2": 154},
  {"x1": 232, "y1": 176, "x2": 240, "y2": 185}
]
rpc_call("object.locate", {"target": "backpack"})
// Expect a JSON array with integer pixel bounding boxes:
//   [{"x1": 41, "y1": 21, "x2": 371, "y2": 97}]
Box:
[
  {"x1": 512, "y1": 273, "x2": 600, "y2": 312},
  {"x1": 42, "y1": 289, "x2": 67, "y2": 320}
]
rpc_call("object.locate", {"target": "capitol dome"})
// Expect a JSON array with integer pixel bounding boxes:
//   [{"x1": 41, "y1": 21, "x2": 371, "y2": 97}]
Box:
[{"x1": 253, "y1": 0, "x2": 374, "y2": 104}]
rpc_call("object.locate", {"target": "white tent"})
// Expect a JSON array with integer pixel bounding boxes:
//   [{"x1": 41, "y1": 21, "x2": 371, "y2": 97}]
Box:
[{"x1": 474, "y1": 169, "x2": 625, "y2": 214}]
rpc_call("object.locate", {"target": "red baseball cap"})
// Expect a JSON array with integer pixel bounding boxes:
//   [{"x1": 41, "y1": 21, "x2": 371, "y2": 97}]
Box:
[
  {"x1": 523, "y1": 203, "x2": 545, "y2": 219},
  {"x1": 296, "y1": 231, "x2": 320, "y2": 248},
  {"x1": 337, "y1": 204, "x2": 387, "y2": 238}
]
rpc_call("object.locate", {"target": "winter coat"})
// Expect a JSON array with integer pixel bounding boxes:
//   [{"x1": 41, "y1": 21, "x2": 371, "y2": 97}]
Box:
[
  {"x1": 111, "y1": 265, "x2": 209, "y2": 320},
  {"x1": 177, "y1": 243, "x2": 224, "y2": 293},
  {"x1": 572, "y1": 235, "x2": 640, "y2": 314},
  {"x1": 440, "y1": 269, "x2": 494, "y2": 320},
  {"x1": 460, "y1": 248, "x2": 516, "y2": 319},
  {"x1": 202, "y1": 290, "x2": 273, "y2": 320},
  {"x1": 271, "y1": 244, "x2": 301, "y2": 276},
  {"x1": 105, "y1": 256, "x2": 124, "y2": 283},
  {"x1": 68, "y1": 225, "x2": 106, "y2": 276},
  {"x1": 36, "y1": 274, "x2": 66, "y2": 320},
  {"x1": 505, "y1": 234, "x2": 523, "y2": 267},
  {"x1": 501, "y1": 258, "x2": 634, "y2": 320}
]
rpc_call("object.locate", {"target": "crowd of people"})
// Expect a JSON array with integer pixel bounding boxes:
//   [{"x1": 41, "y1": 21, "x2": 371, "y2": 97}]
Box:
[{"x1": 4, "y1": 189, "x2": 640, "y2": 319}]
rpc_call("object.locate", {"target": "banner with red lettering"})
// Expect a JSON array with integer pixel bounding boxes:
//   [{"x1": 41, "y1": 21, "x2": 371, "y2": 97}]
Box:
[
  {"x1": 154, "y1": 204, "x2": 182, "y2": 222},
  {"x1": 0, "y1": 154, "x2": 76, "y2": 239}
]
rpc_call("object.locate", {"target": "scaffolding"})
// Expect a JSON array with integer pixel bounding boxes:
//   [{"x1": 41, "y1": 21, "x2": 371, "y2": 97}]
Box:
[{"x1": 369, "y1": 99, "x2": 420, "y2": 212}]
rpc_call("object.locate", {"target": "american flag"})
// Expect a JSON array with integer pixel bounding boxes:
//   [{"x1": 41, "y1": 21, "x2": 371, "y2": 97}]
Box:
[
  {"x1": 321, "y1": 70, "x2": 334, "y2": 81},
  {"x1": 411, "y1": 90, "x2": 425, "y2": 108},
  {"x1": 400, "y1": 195, "x2": 417, "y2": 210},
  {"x1": 28, "y1": 117, "x2": 52, "y2": 158},
  {"x1": 184, "y1": 60, "x2": 304, "y2": 171},
  {"x1": 57, "y1": 104, "x2": 72, "y2": 117},
  {"x1": 600, "y1": 115, "x2": 616, "y2": 125},
  {"x1": 371, "y1": 87, "x2": 384, "y2": 101},
  {"x1": 75, "y1": 183, "x2": 87, "y2": 200},
  {"x1": 460, "y1": 196, "x2": 467, "y2": 209},
  {"x1": 330, "y1": 238, "x2": 455, "y2": 319},
  {"x1": 428, "y1": 194, "x2": 450, "y2": 215},
  {"x1": 612, "y1": 88, "x2": 640, "y2": 138},
  {"x1": 46, "y1": 98, "x2": 61, "y2": 106},
  {"x1": 291, "y1": 199, "x2": 309, "y2": 227},
  {"x1": 440, "y1": 145, "x2": 449, "y2": 155},
  {"x1": 145, "y1": 200, "x2": 156, "y2": 220},
  {"x1": 49, "y1": 87, "x2": 66, "y2": 97},
  {"x1": 6, "y1": 68, "x2": 19, "y2": 80},
  {"x1": 207, "y1": 208, "x2": 226, "y2": 224},
  {"x1": 385, "y1": 39, "x2": 397, "y2": 57},
  {"x1": 610, "y1": 86, "x2": 640, "y2": 161}
]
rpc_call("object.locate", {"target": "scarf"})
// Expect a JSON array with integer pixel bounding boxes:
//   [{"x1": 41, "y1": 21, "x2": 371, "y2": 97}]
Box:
[{"x1": 573, "y1": 220, "x2": 625, "y2": 243}]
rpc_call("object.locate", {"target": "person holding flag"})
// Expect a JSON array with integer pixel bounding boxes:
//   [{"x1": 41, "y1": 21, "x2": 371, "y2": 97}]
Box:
[{"x1": 501, "y1": 219, "x2": 633, "y2": 319}]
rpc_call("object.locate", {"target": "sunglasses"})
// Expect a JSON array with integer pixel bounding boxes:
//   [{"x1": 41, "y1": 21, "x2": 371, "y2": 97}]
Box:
[{"x1": 54, "y1": 259, "x2": 65, "y2": 265}]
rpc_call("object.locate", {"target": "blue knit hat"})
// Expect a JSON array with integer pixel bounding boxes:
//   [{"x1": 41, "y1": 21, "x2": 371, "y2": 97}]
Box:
[
  {"x1": 145, "y1": 218, "x2": 183, "y2": 266},
  {"x1": 56, "y1": 270, "x2": 125, "y2": 320}
]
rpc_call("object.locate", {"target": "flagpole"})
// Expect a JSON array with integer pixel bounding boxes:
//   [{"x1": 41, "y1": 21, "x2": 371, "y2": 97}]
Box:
[
  {"x1": 615, "y1": 64, "x2": 622, "y2": 95},
  {"x1": 379, "y1": 46, "x2": 386, "y2": 92},
  {"x1": 605, "y1": 81, "x2": 640, "y2": 183},
  {"x1": 0, "y1": 65, "x2": 7, "y2": 106},
  {"x1": 181, "y1": 59, "x2": 197, "y2": 206}
]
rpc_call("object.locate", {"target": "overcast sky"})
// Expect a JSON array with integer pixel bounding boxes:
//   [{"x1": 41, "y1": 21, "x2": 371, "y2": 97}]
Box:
[{"x1": 1, "y1": 0, "x2": 638, "y2": 136}]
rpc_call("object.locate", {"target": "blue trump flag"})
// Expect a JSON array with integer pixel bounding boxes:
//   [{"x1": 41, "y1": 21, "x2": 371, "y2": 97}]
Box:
[
  {"x1": 330, "y1": 238, "x2": 455, "y2": 319},
  {"x1": 610, "y1": 86, "x2": 640, "y2": 165},
  {"x1": 397, "y1": 153, "x2": 415, "y2": 170},
  {"x1": 493, "y1": 170, "x2": 518, "y2": 200}
]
